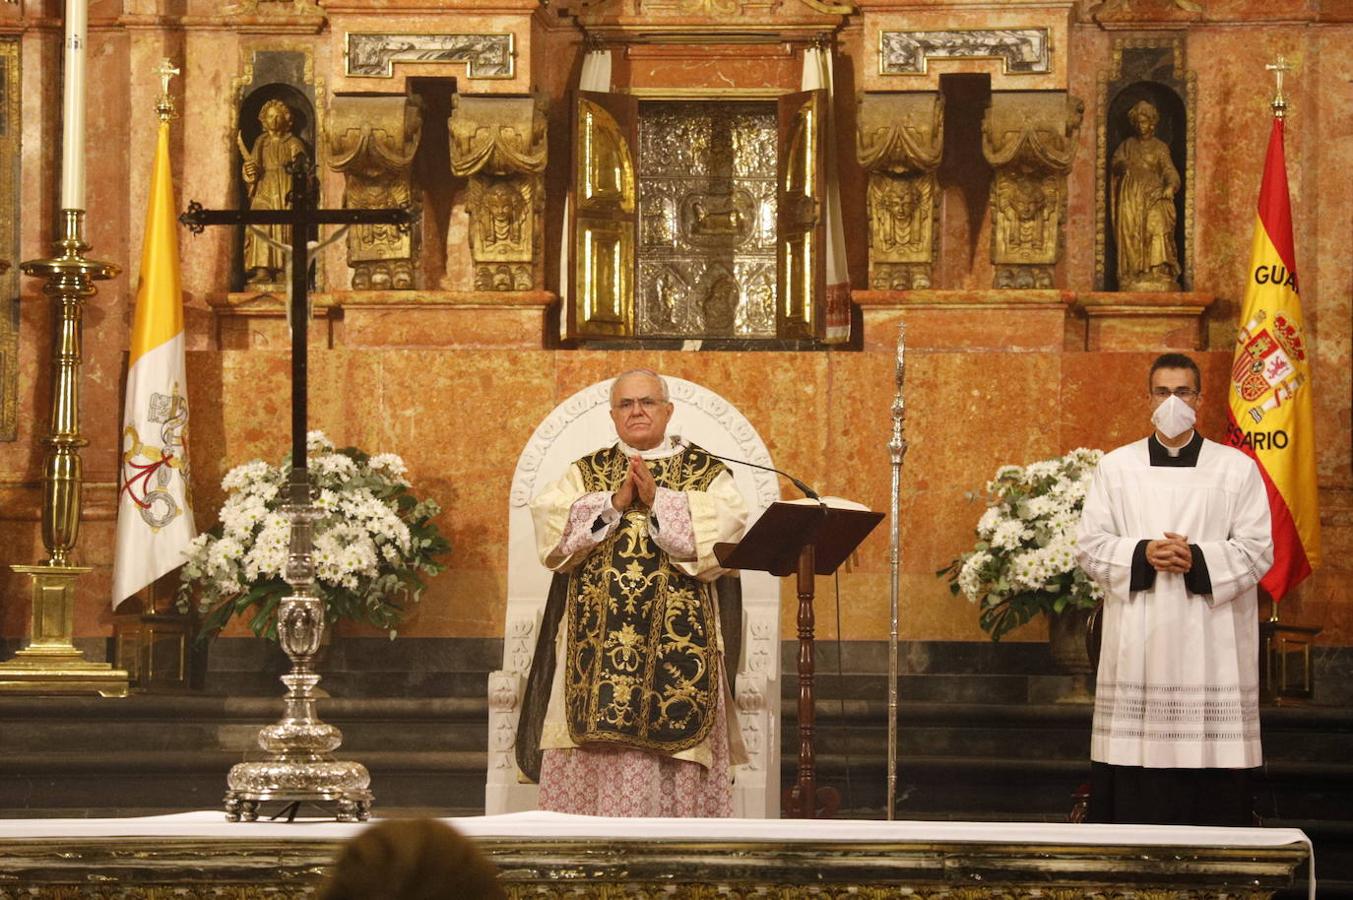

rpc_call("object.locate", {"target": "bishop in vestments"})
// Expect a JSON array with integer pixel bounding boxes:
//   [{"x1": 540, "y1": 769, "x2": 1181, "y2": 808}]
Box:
[
  {"x1": 524, "y1": 369, "x2": 748, "y2": 817},
  {"x1": 1076, "y1": 353, "x2": 1274, "y2": 825}
]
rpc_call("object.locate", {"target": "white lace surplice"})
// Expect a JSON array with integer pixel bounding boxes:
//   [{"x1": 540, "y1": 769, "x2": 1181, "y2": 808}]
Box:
[{"x1": 1075, "y1": 437, "x2": 1273, "y2": 769}]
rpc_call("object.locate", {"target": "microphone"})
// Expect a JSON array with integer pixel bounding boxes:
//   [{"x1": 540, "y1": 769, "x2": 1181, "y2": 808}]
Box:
[{"x1": 671, "y1": 435, "x2": 821, "y2": 501}]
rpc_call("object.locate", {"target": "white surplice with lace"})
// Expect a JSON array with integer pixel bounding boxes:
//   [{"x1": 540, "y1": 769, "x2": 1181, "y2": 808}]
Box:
[{"x1": 1075, "y1": 436, "x2": 1273, "y2": 769}]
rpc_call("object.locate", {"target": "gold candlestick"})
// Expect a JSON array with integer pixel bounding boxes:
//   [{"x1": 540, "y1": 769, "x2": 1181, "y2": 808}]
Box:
[{"x1": 0, "y1": 210, "x2": 129, "y2": 697}]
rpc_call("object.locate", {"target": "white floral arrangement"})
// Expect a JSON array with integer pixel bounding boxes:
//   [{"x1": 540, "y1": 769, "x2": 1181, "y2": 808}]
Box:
[
  {"x1": 177, "y1": 431, "x2": 449, "y2": 640},
  {"x1": 939, "y1": 448, "x2": 1104, "y2": 640}
]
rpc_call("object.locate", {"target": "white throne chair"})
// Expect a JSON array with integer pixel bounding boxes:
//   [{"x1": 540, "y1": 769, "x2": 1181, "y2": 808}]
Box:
[{"x1": 487, "y1": 376, "x2": 782, "y2": 817}]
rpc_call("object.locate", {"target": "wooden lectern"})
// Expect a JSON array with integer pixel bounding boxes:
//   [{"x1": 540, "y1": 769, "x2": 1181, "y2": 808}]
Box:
[{"x1": 716, "y1": 500, "x2": 883, "y2": 818}]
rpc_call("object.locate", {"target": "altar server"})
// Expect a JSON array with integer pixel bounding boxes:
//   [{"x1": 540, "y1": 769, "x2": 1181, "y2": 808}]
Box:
[{"x1": 1076, "y1": 353, "x2": 1274, "y2": 825}]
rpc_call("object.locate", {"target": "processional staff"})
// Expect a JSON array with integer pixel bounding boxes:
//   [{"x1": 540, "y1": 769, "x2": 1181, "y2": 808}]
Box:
[{"x1": 887, "y1": 323, "x2": 908, "y2": 820}]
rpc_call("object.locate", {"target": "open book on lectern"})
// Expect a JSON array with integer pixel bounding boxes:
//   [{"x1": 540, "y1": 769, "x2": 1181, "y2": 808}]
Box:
[{"x1": 713, "y1": 497, "x2": 884, "y2": 579}]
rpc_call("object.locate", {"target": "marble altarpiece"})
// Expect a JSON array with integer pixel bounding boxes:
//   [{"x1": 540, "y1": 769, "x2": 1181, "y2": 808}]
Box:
[{"x1": 0, "y1": 6, "x2": 1350, "y2": 890}]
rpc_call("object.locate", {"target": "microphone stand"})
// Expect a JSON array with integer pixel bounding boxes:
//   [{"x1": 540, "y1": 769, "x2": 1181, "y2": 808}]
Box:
[{"x1": 688, "y1": 440, "x2": 826, "y2": 509}]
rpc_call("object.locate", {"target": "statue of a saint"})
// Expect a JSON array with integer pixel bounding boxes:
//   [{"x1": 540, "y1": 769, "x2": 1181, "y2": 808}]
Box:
[
  {"x1": 1111, "y1": 99, "x2": 1181, "y2": 291},
  {"x1": 238, "y1": 99, "x2": 307, "y2": 286}
]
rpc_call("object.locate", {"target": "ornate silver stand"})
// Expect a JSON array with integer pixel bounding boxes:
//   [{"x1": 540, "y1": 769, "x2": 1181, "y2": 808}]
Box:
[{"x1": 224, "y1": 487, "x2": 372, "y2": 822}]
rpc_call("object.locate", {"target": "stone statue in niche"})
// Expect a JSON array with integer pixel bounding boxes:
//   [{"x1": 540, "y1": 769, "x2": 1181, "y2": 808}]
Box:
[
  {"x1": 1112, "y1": 99, "x2": 1181, "y2": 291},
  {"x1": 238, "y1": 99, "x2": 307, "y2": 286}
]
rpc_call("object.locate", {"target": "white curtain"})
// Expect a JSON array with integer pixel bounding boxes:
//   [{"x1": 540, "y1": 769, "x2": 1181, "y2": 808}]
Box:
[
  {"x1": 801, "y1": 45, "x2": 851, "y2": 343},
  {"x1": 558, "y1": 50, "x2": 614, "y2": 339}
]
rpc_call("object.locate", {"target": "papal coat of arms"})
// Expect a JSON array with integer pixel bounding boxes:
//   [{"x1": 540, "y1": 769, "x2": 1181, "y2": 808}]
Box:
[
  {"x1": 120, "y1": 384, "x2": 192, "y2": 530},
  {"x1": 1232, "y1": 310, "x2": 1308, "y2": 424}
]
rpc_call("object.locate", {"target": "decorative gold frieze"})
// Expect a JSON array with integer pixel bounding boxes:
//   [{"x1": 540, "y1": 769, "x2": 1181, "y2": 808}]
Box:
[
  {"x1": 449, "y1": 95, "x2": 547, "y2": 292},
  {"x1": 328, "y1": 94, "x2": 423, "y2": 291},
  {"x1": 226, "y1": 0, "x2": 323, "y2": 16},
  {"x1": 345, "y1": 33, "x2": 515, "y2": 80},
  {"x1": 857, "y1": 92, "x2": 943, "y2": 290},
  {"x1": 982, "y1": 91, "x2": 1083, "y2": 289}
]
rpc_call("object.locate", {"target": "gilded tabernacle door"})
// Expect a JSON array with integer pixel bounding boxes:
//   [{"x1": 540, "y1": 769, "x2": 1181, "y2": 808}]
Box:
[
  {"x1": 776, "y1": 89, "x2": 826, "y2": 340},
  {"x1": 571, "y1": 90, "x2": 637, "y2": 338},
  {"x1": 567, "y1": 89, "x2": 830, "y2": 344}
]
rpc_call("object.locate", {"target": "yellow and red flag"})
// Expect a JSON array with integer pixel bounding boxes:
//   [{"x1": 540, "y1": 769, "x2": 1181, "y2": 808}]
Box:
[
  {"x1": 1225, "y1": 114, "x2": 1320, "y2": 601},
  {"x1": 111, "y1": 115, "x2": 196, "y2": 607}
]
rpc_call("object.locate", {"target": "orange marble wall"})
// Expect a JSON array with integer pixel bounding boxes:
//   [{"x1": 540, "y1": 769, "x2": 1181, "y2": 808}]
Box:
[{"x1": 2, "y1": 3, "x2": 1352, "y2": 652}]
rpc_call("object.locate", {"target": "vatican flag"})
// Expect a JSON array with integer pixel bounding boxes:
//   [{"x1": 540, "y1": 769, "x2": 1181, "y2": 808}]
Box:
[
  {"x1": 111, "y1": 116, "x2": 196, "y2": 608},
  {"x1": 1226, "y1": 114, "x2": 1321, "y2": 602}
]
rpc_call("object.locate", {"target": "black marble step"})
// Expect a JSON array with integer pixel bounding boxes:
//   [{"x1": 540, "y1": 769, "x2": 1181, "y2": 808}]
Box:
[
  {"x1": 0, "y1": 749, "x2": 487, "y2": 818},
  {"x1": 0, "y1": 696, "x2": 488, "y2": 755}
]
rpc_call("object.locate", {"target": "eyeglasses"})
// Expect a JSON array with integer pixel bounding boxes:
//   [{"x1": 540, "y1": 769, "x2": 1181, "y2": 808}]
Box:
[
  {"x1": 612, "y1": 397, "x2": 666, "y2": 412},
  {"x1": 1150, "y1": 387, "x2": 1200, "y2": 400}
]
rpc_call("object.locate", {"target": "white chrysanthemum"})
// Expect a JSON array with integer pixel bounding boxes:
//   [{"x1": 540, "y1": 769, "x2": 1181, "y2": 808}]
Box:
[
  {"x1": 221, "y1": 459, "x2": 274, "y2": 493},
  {"x1": 368, "y1": 453, "x2": 409, "y2": 479},
  {"x1": 1018, "y1": 495, "x2": 1058, "y2": 521},
  {"x1": 1024, "y1": 460, "x2": 1059, "y2": 481},
  {"x1": 306, "y1": 431, "x2": 335, "y2": 453},
  {"x1": 242, "y1": 512, "x2": 290, "y2": 583},
  {"x1": 990, "y1": 519, "x2": 1031, "y2": 551},
  {"x1": 957, "y1": 550, "x2": 991, "y2": 601},
  {"x1": 976, "y1": 507, "x2": 1004, "y2": 537},
  {"x1": 311, "y1": 452, "x2": 358, "y2": 483}
]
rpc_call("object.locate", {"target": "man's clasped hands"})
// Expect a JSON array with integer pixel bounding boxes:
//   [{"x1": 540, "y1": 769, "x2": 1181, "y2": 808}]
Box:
[
  {"x1": 1146, "y1": 532, "x2": 1193, "y2": 574},
  {"x1": 612, "y1": 456, "x2": 657, "y2": 511}
]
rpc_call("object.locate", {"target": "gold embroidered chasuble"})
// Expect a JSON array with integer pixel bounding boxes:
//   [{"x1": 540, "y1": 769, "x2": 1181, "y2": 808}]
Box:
[{"x1": 565, "y1": 444, "x2": 728, "y2": 752}]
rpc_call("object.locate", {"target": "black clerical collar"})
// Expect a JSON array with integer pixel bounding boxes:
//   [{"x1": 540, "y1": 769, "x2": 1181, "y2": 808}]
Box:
[{"x1": 1148, "y1": 431, "x2": 1203, "y2": 467}]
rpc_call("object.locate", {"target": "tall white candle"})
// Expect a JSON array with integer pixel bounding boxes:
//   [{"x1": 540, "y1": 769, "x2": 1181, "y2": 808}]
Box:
[{"x1": 59, "y1": 0, "x2": 87, "y2": 211}]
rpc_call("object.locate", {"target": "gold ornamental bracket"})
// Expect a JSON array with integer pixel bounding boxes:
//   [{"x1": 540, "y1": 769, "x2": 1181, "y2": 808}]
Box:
[
  {"x1": 982, "y1": 91, "x2": 1084, "y2": 289},
  {"x1": 327, "y1": 93, "x2": 424, "y2": 291},
  {"x1": 857, "y1": 92, "x2": 943, "y2": 290},
  {"x1": 450, "y1": 94, "x2": 548, "y2": 292}
]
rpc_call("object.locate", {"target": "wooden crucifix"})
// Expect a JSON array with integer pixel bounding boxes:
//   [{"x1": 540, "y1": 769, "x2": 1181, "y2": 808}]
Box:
[{"x1": 180, "y1": 157, "x2": 413, "y2": 503}]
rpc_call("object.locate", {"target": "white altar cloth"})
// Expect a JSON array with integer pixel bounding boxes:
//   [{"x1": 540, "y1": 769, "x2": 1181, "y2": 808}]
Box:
[
  {"x1": 0, "y1": 811, "x2": 1317, "y2": 889},
  {"x1": 0, "y1": 811, "x2": 1315, "y2": 896}
]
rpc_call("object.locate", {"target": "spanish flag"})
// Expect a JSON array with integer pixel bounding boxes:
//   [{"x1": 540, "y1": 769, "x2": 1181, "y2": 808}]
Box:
[
  {"x1": 111, "y1": 115, "x2": 196, "y2": 607},
  {"x1": 1226, "y1": 114, "x2": 1320, "y2": 602}
]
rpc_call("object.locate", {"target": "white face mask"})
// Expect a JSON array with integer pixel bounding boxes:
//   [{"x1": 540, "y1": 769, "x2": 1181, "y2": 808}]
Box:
[{"x1": 1151, "y1": 394, "x2": 1197, "y2": 440}]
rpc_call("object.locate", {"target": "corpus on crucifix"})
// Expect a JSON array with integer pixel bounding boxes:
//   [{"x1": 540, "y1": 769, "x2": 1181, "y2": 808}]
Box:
[{"x1": 179, "y1": 161, "x2": 413, "y2": 822}]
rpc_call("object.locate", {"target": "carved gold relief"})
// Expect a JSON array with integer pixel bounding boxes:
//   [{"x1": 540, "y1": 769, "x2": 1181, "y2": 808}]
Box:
[
  {"x1": 226, "y1": 0, "x2": 323, "y2": 16},
  {"x1": 328, "y1": 94, "x2": 422, "y2": 290},
  {"x1": 450, "y1": 95, "x2": 548, "y2": 292},
  {"x1": 982, "y1": 92, "x2": 1083, "y2": 289},
  {"x1": 857, "y1": 92, "x2": 943, "y2": 290},
  {"x1": 637, "y1": 101, "x2": 777, "y2": 338}
]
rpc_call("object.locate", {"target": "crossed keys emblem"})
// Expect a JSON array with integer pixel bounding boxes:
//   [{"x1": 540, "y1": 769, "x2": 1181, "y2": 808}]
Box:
[{"x1": 120, "y1": 383, "x2": 193, "y2": 529}]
